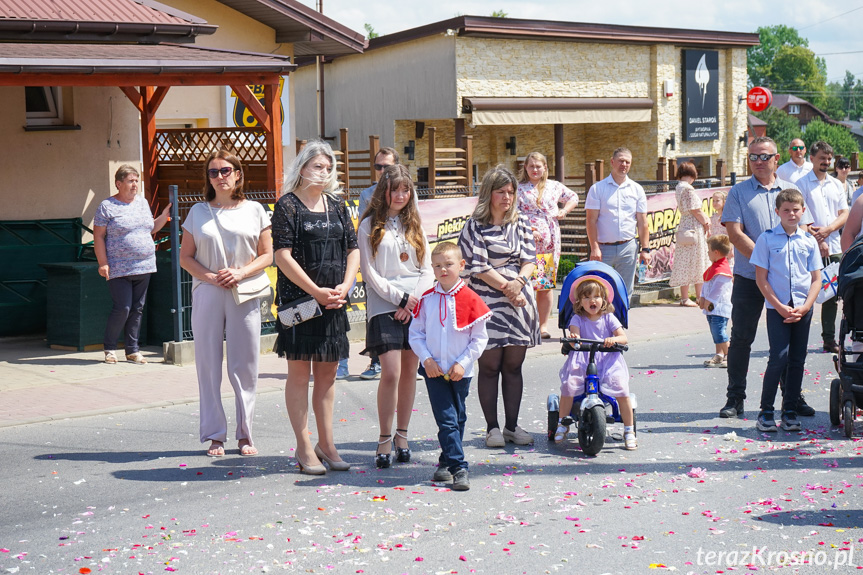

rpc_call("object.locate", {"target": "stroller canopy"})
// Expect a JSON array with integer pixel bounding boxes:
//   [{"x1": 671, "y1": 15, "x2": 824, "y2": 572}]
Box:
[{"x1": 558, "y1": 261, "x2": 629, "y2": 330}]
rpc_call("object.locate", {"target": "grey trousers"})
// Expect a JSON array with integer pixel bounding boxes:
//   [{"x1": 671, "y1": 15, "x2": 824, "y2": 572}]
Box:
[
  {"x1": 599, "y1": 239, "x2": 638, "y2": 302},
  {"x1": 192, "y1": 283, "x2": 261, "y2": 444}
]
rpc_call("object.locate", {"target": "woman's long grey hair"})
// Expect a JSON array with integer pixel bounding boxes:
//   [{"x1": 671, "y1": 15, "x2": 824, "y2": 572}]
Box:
[{"x1": 282, "y1": 139, "x2": 341, "y2": 196}]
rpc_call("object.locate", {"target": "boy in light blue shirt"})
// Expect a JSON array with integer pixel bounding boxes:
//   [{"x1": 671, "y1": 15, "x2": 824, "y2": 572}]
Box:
[{"x1": 749, "y1": 189, "x2": 822, "y2": 433}]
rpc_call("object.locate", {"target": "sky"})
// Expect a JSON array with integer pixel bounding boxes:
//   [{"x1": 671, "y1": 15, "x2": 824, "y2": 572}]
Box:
[{"x1": 299, "y1": 0, "x2": 863, "y2": 85}]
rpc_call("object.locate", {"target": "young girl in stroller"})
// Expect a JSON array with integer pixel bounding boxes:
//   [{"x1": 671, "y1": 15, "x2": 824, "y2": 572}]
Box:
[{"x1": 556, "y1": 274, "x2": 636, "y2": 450}]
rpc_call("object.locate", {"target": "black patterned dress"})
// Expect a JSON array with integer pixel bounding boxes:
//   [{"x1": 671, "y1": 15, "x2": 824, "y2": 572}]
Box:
[
  {"x1": 271, "y1": 192, "x2": 358, "y2": 362},
  {"x1": 457, "y1": 215, "x2": 540, "y2": 349}
]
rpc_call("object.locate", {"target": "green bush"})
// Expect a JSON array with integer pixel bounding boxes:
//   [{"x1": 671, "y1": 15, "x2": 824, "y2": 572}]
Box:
[{"x1": 557, "y1": 255, "x2": 579, "y2": 283}]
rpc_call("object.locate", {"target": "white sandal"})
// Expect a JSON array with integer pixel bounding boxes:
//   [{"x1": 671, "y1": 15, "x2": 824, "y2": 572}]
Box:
[
  {"x1": 624, "y1": 432, "x2": 637, "y2": 450},
  {"x1": 104, "y1": 350, "x2": 117, "y2": 364},
  {"x1": 554, "y1": 422, "x2": 570, "y2": 442}
]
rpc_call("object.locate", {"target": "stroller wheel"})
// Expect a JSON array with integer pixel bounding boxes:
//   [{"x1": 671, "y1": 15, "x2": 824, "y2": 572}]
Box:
[
  {"x1": 829, "y1": 379, "x2": 841, "y2": 426},
  {"x1": 844, "y1": 401, "x2": 856, "y2": 439}
]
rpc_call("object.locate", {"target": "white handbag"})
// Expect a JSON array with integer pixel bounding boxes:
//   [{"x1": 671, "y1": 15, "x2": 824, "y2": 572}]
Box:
[
  {"x1": 205, "y1": 202, "x2": 270, "y2": 305},
  {"x1": 816, "y1": 261, "x2": 840, "y2": 304}
]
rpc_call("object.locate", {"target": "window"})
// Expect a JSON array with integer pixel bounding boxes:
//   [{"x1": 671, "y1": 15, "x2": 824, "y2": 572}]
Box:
[
  {"x1": 25, "y1": 87, "x2": 63, "y2": 126},
  {"x1": 788, "y1": 104, "x2": 800, "y2": 115}
]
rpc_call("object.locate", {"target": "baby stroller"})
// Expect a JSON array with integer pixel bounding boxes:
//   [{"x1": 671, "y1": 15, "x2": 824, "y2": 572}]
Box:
[
  {"x1": 830, "y1": 235, "x2": 863, "y2": 438},
  {"x1": 546, "y1": 261, "x2": 636, "y2": 455}
]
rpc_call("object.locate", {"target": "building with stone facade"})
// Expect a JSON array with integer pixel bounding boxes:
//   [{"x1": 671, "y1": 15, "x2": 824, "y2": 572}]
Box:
[{"x1": 292, "y1": 16, "x2": 759, "y2": 185}]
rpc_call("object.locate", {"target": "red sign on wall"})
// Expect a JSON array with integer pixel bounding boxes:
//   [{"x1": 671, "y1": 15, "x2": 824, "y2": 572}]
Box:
[{"x1": 747, "y1": 87, "x2": 773, "y2": 112}]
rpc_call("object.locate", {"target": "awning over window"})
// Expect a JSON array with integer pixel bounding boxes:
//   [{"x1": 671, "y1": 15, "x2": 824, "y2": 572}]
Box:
[{"x1": 462, "y1": 97, "x2": 654, "y2": 126}]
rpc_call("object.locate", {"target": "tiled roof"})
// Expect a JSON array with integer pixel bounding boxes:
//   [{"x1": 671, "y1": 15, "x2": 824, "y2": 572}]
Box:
[
  {"x1": 0, "y1": 0, "x2": 203, "y2": 25},
  {"x1": 0, "y1": 42, "x2": 295, "y2": 74},
  {"x1": 0, "y1": 0, "x2": 215, "y2": 42}
]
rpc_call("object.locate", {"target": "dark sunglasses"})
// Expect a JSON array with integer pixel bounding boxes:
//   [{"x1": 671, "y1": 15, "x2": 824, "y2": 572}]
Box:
[
  {"x1": 748, "y1": 153, "x2": 777, "y2": 162},
  {"x1": 837, "y1": 163, "x2": 851, "y2": 169},
  {"x1": 790, "y1": 146, "x2": 805, "y2": 151},
  {"x1": 207, "y1": 166, "x2": 236, "y2": 178},
  {"x1": 374, "y1": 163, "x2": 398, "y2": 171}
]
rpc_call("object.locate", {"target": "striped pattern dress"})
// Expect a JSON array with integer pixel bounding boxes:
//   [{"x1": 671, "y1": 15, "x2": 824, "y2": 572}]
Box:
[{"x1": 457, "y1": 215, "x2": 540, "y2": 349}]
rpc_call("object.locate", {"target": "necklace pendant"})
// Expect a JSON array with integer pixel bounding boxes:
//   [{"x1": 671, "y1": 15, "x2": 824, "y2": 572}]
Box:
[{"x1": 400, "y1": 252, "x2": 409, "y2": 262}]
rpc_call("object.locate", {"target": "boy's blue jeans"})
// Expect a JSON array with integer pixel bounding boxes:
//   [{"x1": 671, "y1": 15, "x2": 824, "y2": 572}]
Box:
[
  {"x1": 420, "y1": 365, "x2": 471, "y2": 473},
  {"x1": 760, "y1": 307, "x2": 812, "y2": 413}
]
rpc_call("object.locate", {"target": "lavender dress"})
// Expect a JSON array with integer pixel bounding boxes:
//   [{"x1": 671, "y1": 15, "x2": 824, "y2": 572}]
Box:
[{"x1": 559, "y1": 313, "x2": 630, "y2": 398}]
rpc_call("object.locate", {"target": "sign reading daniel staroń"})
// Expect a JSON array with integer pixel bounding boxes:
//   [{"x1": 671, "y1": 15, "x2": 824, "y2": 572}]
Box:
[{"x1": 682, "y1": 50, "x2": 719, "y2": 142}]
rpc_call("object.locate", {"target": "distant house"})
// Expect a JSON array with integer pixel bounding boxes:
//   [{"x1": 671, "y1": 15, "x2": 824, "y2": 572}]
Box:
[
  {"x1": 770, "y1": 94, "x2": 847, "y2": 129},
  {"x1": 845, "y1": 120, "x2": 863, "y2": 150},
  {"x1": 747, "y1": 114, "x2": 767, "y2": 144}
]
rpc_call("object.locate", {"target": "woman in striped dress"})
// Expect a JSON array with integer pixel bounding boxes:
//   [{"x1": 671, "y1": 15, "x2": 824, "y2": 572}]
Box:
[{"x1": 458, "y1": 165, "x2": 540, "y2": 448}]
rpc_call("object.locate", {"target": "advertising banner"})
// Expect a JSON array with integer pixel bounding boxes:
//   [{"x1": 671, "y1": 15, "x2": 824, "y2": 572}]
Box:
[{"x1": 642, "y1": 186, "x2": 730, "y2": 282}]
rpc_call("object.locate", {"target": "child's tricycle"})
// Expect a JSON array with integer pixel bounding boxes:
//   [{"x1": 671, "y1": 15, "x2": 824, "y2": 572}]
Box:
[
  {"x1": 546, "y1": 261, "x2": 636, "y2": 455},
  {"x1": 547, "y1": 337, "x2": 636, "y2": 455}
]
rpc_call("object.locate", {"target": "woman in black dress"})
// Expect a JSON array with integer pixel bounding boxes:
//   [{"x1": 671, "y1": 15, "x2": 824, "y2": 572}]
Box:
[{"x1": 272, "y1": 140, "x2": 360, "y2": 475}]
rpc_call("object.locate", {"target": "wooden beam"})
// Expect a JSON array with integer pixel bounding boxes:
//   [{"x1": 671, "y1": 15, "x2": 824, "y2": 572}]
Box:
[
  {"x1": 148, "y1": 86, "x2": 171, "y2": 116},
  {"x1": 264, "y1": 83, "x2": 283, "y2": 194},
  {"x1": 120, "y1": 87, "x2": 144, "y2": 113},
  {"x1": 231, "y1": 84, "x2": 271, "y2": 133},
  {"x1": 0, "y1": 72, "x2": 286, "y2": 87},
  {"x1": 140, "y1": 87, "x2": 158, "y2": 205}
]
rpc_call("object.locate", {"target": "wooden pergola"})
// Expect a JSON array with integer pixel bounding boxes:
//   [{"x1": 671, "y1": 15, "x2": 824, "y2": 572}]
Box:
[{"x1": 0, "y1": 44, "x2": 294, "y2": 198}]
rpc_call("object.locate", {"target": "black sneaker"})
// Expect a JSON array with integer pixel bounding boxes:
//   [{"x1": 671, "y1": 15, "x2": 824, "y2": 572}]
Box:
[
  {"x1": 755, "y1": 411, "x2": 777, "y2": 432},
  {"x1": 432, "y1": 466, "x2": 453, "y2": 483},
  {"x1": 780, "y1": 411, "x2": 802, "y2": 431},
  {"x1": 452, "y1": 469, "x2": 470, "y2": 491},
  {"x1": 796, "y1": 394, "x2": 815, "y2": 417},
  {"x1": 719, "y1": 399, "x2": 744, "y2": 418}
]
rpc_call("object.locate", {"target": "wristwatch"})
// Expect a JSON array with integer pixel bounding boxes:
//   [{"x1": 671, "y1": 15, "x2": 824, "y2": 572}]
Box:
[{"x1": 640, "y1": 248, "x2": 651, "y2": 254}]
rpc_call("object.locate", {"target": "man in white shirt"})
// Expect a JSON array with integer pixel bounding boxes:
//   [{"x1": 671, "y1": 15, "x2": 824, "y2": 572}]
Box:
[
  {"x1": 775, "y1": 139, "x2": 813, "y2": 184},
  {"x1": 585, "y1": 147, "x2": 651, "y2": 300},
  {"x1": 796, "y1": 140, "x2": 848, "y2": 353}
]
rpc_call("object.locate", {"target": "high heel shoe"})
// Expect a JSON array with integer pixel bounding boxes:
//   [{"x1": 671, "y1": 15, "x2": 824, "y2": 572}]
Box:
[
  {"x1": 395, "y1": 428, "x2": 411, "y2": 463},
  {"x1": 314, "y1": 443, "x2": 351, "y2": 471},
  {"x1": 296, "y1": 452, "x2": 326, "y2": 475},
  {"x1": 375, "y1": 434, "x2": 392, "y2": 469}
]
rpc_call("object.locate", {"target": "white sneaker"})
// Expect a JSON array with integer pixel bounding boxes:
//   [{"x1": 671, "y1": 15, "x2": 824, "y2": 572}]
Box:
[
  {"x1": 502, "y1": 425, "x2": 534, "y2": 445},
  {"x1": 485, "y1": 427, "x2": 505, "y2": 448}
]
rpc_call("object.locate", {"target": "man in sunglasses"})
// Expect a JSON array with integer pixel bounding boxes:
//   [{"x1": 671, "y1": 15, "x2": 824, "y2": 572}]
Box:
[
  {"x1": 776, "y1": 139, "x2": 812, "y2": 184},
  {"x1": 719, "y1": 136, "x2": 815, "y2": 419},
  {"x1": 796, "y1": 141, "x2": 848, "y2": 354}
]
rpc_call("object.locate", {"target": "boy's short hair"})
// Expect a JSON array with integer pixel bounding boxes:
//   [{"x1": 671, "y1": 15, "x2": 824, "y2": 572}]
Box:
[
  {"x1": 432, "y1": 241, "x2": 462, "y2": 259},
  {"x1": 775, "y1": 188, "x2": 805, "y2": 210},
  {"x1": 707, "y1": 234, "x2": 732, "y2": 256}
]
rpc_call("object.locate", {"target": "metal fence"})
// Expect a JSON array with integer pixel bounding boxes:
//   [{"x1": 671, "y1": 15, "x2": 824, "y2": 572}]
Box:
[{"x1": 167, "y1": 186, "x2": 278, "y2": 342}]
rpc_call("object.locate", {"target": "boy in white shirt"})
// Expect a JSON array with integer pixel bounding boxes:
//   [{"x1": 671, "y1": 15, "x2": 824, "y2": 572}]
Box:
[
  {"x1": 699, "y1": 235, "x2": 734, "y2": 368},
  {"x1": 409, "y1": 242, "x2": 491, "y2": 491},
  {"x1": 750, "y1": 189, "x2": 822, "y2": 433}
]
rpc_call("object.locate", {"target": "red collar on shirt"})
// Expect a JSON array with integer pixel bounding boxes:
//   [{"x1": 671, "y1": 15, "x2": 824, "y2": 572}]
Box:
[
  {"x1": 703, "y1": 257, "x2": 732, "y2": 282},
  {"x1": 413, "y1": 279, "x2": 492, "y2": 330}
]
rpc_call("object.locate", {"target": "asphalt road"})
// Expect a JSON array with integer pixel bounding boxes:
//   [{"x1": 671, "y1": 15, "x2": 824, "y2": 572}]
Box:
[{"x1": 1, "y1": 324, "x2": 861, "y2": 575}]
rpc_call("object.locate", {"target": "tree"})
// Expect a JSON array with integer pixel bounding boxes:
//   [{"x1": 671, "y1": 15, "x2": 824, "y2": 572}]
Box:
[
  {"x1": 363, "y1": 23, "x2": 378, "y2": 39},
  {"x1": 753, "y1": 107, "x2": 802, "y2": 164},
  {"x1": 747, "y1": 25, "x2": 809, "y2": 88},
  {"x1": 490, "y1": 10, "x2": 508, "y2": 17},
  {"x1": 766, "y1": 45, "x2": 826, "y2": 100},
  {"x1": 821, "y1": 82, "x2": 846, "y2": 121},
  {"x1": 802, "y1": 118, "x2": 859, "y2": 159}
]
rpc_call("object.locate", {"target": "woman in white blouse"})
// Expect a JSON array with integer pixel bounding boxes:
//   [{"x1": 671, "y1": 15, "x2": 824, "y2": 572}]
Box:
[{"x1": 358, "y1": 165, "x2": 434, "y2": 468}]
